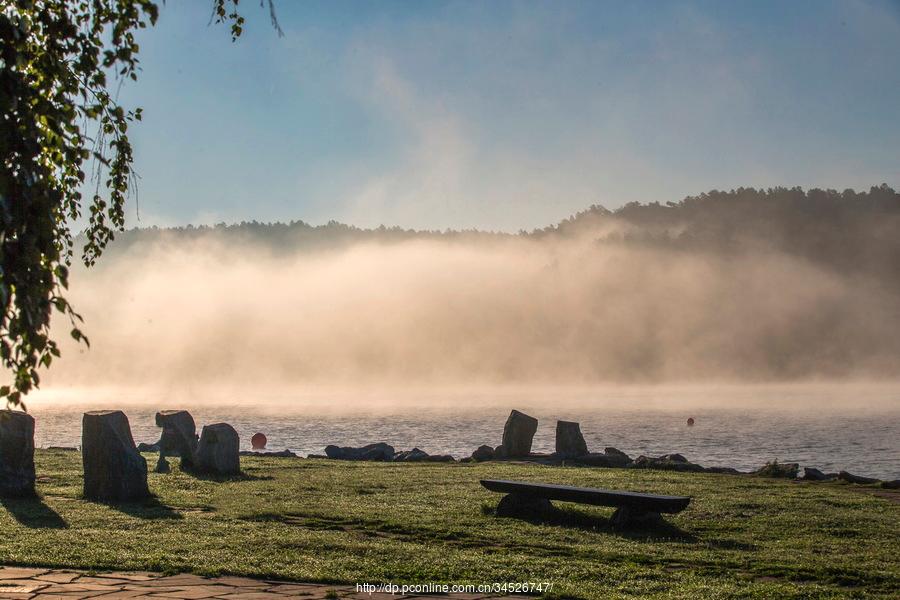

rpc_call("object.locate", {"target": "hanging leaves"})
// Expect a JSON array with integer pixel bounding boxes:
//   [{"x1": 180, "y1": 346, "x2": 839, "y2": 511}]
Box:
[{"x1": 0, "y1": 0, "x2": 279, "y2": 408}]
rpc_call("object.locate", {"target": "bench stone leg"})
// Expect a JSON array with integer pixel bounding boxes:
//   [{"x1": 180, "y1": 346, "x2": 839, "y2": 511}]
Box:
[
  {"x1": 495, "y1": 493, "x2": 555, "y2": 518},
  {"x1": 610, "y1": 507, "x2": 663, "y2": 528}
]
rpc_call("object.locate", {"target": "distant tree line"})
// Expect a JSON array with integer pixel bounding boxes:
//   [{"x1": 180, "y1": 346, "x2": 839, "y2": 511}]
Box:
[{"x1": 101, "y1": 185, "x2": 900, "y2": 284}]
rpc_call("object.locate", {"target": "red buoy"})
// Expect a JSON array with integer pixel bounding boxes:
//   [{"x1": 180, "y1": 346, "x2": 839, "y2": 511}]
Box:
[
  {"x1": 251, "y1": 432, "x2": 267, "y2": 449},
  {"x1": 687, "y1": 417, "x2": 695, "y2": 426}
]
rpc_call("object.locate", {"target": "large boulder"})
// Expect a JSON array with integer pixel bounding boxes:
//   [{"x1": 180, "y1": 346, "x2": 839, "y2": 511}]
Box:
[
  {"x1": 392, "y1": 448, "x2": 430, "y2": 462},
  {"x1": 604, "y1": 447, "x2": 632, "y2": 462},
  {"x1": 555, "y1": 421, "x2": 588, "y2": 458},
  {"x1": 471, "y1": 445, "x2": 495, "y2": 462},
  {"x1": 0, "y1": 410, "x2": 36, "y2": 497},
  {"x1": 704, "y1": 466, "x2": 742, "y2": 475},
  {"x1": 837, "y1": 471, "x2": 880, "y2": 485},
  {"x1": 424, "y1": 454, "x2": 456, "y2": 463},
  {"x1": 752, "y1": 461, "x2": 799, "y2": 479},
  {"x1": 239, "y1": 449, "x2": 297, "y2": 458},
  {"x1": 82, "y1": 410, "x2": 150, "y2": 501},
  {"x1": 496, "y1": 410, "x2": 538, "y2": 458},
  {"x1": 660, "y1": 453, "x2": 688, "y2": 463},
  {"x1": 155, "y1": 410, "x2": 198, "y2": 468},
  {"x1": 324, "y1": 443, "x2": 395, "y2": 461},
  {"x1": 630, "y1": 454, "x2": 705, "y2": 472},
  {"x1": 391, "y1": 448, "x2": 454, "y2": 462},
  {"x1": 194, "y1": 423, "x2": 240, "y2": 475},
  {"x1": 576, "y1": 453, "x2": 626, "y2": 468},
  {"x1": 801, "y1": 467, "x2": 834, "y2": 481}
]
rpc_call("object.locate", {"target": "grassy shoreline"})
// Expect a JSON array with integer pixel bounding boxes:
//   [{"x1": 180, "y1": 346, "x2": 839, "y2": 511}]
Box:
[{"x1": 0, "y1": 449, "x2": 898, "y2": 598}]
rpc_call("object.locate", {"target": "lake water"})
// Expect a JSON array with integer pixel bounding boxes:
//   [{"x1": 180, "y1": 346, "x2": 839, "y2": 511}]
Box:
[{"x1": 24, "y1": 384, "x2": 900, "y2": 479}]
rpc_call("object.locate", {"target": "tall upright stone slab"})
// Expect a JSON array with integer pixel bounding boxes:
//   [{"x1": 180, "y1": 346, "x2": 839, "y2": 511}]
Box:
[
  {"x1": 194, "y1": 423, "x2": 240, "y2": 475},
  {"x1": 155, "y1": 410, "x2": 198, "y2": 468},
  {"x1": 555, "y1": 420, "x2": 588, "y2": 458},
  {"x1": 0, "y1": 410, "x2": 36, "y2": 497},
  {"x1": 497, "y1": 410, "x2": 538, "y2": 458},
  {"x1": 82, "y1": 410, "x2": 150, "y2": 501}
]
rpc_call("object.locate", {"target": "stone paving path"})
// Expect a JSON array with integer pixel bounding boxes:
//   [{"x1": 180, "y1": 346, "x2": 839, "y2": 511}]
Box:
[{"x1": 0, "y1": 567, "x2": 520, "y2": 599}]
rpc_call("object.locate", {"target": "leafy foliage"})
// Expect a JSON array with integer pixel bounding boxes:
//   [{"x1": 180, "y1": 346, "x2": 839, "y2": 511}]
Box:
[{"x1": 0, "y1": 1, "x2": 278, "y2": 408}]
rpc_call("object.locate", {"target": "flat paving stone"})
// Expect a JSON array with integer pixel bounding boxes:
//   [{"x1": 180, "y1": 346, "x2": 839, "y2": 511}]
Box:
[
  {"x1": 0, "y1": 567, "x2": 49, "y2": 579},
  {"x1": 94, "y1": 572, "x2": 159, "y2": 582},
  {"x1": 207, "y1": 576, "x2": 270, "y2": 589},
  {"x1": 35, "y1": 572, "x2": 82, "y2": 584},
  {"x1": 1, "y1": 566, "x2": 524, "y2": 599}
]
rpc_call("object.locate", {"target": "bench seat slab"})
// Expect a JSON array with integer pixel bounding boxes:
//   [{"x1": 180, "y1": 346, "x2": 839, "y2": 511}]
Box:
[{"x1": 481, "y1": 479, "x2": 690, "y2": 514}]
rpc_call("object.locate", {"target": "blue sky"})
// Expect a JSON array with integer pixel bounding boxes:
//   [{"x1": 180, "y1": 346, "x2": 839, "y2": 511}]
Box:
[{"x1": 119, "y1": 0, "x2": 900, "y2": 231}]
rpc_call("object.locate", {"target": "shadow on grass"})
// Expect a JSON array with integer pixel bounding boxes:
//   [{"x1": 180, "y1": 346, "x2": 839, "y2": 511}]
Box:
[
  {"x1": 484, "y1": 503, "x2": 699, "y2": 543},
  {"x1": 101, "y1": 496, "x2": 183, "y2": 520},
  {"x1": 1, "y1": 495, "x2": 69, "y2": 529},
  {"x1": 182, "y1": 469, "x2": 274, "y2": 483}
]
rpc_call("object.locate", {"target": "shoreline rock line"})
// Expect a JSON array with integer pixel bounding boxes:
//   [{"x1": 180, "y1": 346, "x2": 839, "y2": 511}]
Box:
[
  {"x1": 8, "y1": 406, "x2": 895, "y2": 494},
  {"x1": 309, "y1": 409, "x2": 896, "y2": 487}
]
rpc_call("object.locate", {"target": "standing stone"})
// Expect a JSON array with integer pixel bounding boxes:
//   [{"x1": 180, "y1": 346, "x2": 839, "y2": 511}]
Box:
[
  {"x1": 555, "y1": 421, "x2": 588, "y2": 458},
  {"x1": 82, "y1": 410, "x2": 150, "y2": 501},
  {"x1": 194, "y1": 423, "x2": 240, "y2": 475},
  {"x1": 0, "y1": 410, "x2": 36, "y2": 497},
  {"x1": 155, "y1": 410, "x2": 198, "y2": 469},
  {"x1": 497, "y1": 410, "x2": 538, "y2": 458}
]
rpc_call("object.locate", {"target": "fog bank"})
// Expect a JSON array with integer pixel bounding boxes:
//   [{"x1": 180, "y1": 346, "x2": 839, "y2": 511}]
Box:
[{"x1": 41, "y1": 192, "x2": 900, "y2": 392}]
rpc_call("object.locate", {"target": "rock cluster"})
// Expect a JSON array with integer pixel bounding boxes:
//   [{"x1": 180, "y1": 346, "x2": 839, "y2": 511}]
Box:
[
  {"x1": 136, "y1": 410, "x2": 241, "y2": 477},
  {"x1": 321, "y1": 443, "x2": 455, "y2": 462}
]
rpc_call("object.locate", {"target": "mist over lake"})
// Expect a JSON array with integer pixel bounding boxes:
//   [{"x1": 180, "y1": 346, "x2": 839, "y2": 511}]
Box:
[
  {"x1": 45, "y1": 188, "x2": 900, "y2": 388},
  {"x1": 21, "y1": 188, "x2": 900, "y2": 480}
]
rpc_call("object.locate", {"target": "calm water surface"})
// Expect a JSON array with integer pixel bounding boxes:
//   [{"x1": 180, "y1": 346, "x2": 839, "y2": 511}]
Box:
[{"x1": 25, "y1": 385, "x2": 900, "y2": 479}]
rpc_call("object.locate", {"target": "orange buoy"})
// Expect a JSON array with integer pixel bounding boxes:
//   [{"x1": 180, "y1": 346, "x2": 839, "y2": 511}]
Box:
[
  {"x1": 687, "y1": 417, "x2": 695, "y2": 426},
  {"x1": 251, "y1": 432, "x2": 267, "y2": 449}
]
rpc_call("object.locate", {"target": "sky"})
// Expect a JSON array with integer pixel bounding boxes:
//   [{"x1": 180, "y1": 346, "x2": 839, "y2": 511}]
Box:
[{"x1": 117, "y1": 0, "x2": 900, "y2": 231}]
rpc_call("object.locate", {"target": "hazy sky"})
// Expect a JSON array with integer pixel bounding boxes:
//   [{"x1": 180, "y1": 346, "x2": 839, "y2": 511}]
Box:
[{"x1": 119, "y1": 0, "x2": 900, "y2": 231}]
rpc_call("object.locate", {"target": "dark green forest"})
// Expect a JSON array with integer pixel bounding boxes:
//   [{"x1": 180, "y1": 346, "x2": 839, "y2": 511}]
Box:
[{"x1": 103, "y1": 185, "x2": 900, "y2": 281}]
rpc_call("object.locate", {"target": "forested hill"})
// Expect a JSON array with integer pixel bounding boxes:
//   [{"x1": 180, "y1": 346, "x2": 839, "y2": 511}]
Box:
[
  {"x1": 550, "y1": 184, "x2": 900, "y2": 281},
  {"x1": 98, "y1": 184, "x2": 900, "y2": 278}
]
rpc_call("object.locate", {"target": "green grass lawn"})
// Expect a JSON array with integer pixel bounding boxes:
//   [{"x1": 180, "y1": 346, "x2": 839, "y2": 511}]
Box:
[{"x1": 0, "y1": 450, "x2": 897, "y2": 599}]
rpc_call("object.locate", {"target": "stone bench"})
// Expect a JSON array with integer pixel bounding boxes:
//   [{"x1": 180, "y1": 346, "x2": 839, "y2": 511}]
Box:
[{"x1": 480, "y1": 478, "x2": 690, "y2": 526}]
